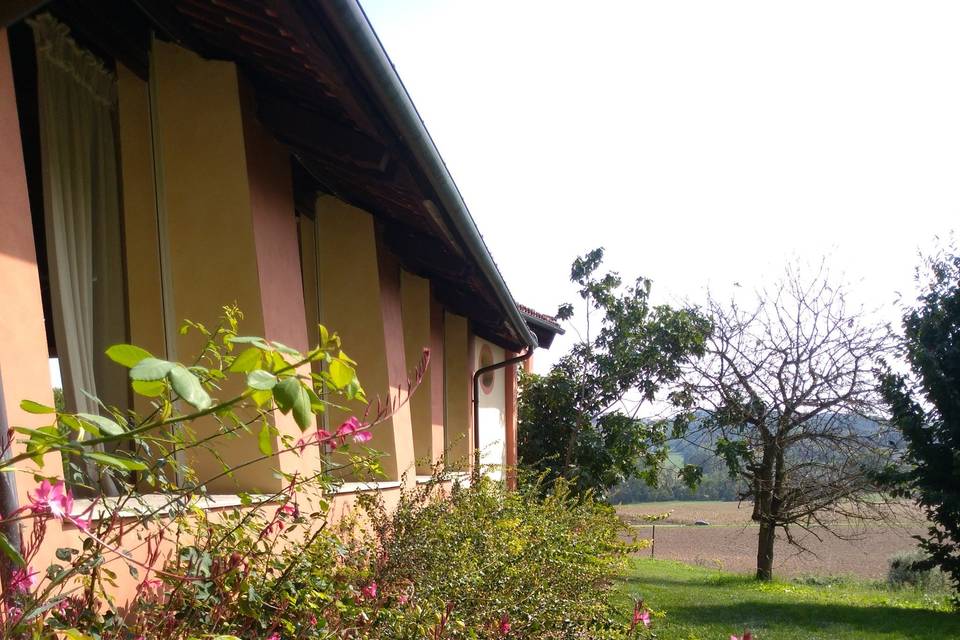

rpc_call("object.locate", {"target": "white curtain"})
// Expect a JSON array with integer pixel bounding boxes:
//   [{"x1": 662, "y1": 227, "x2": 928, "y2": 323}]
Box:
[{"x1": 30, "y1": 14, "x2": 126, "y2": 495}]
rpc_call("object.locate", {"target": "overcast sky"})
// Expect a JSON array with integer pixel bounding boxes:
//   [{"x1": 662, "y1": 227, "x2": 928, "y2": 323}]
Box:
[{"x1": 362, "y1": 1, "x2": 959, "y2": 372}]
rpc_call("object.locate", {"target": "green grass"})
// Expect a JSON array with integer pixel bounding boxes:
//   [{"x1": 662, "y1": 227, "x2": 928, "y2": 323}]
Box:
[{"x1": 614, "y1": 558, "x2": 958, "y2": 639}]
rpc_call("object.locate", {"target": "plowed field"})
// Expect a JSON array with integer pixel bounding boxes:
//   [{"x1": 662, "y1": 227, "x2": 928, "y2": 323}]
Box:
[{"x1": 617, "y1": 501, "x2": 927, "y2": 579}]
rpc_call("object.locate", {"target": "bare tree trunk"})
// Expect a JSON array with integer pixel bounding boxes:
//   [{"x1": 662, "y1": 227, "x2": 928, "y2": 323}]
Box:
[
  {"x1": 756, "y1": 520, "x2": 776, "y2": 581},
  {"x1": 753, "y1": 438, "x2": 777, "y2": 580}
]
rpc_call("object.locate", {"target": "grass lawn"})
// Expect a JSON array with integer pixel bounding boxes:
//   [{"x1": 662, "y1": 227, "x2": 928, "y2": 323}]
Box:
[{"x1": 615, "y1": 558, "x2": 959, "y2": 639}]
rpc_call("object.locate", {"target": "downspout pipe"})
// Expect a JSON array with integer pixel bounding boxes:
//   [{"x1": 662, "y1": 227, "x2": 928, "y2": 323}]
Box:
[
  {"x1": 321, "y1": 0, "x2": 539, "y2": 352},
  {"x1": 472, "y1": 347, "x2": 533, "y2": 478}
]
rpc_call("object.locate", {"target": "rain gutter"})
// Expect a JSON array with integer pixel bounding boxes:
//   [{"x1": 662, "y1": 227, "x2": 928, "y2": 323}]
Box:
[{"x1": 321, "y1": 0, "x2": 539, "y2": 352}]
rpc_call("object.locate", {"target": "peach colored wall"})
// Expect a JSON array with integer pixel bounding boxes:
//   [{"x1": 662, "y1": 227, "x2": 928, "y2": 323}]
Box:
[
  {"x1": 241, "y1": 87, "x2": 307, "y2": 354},
  {"x1": 504, "y1": 355, "x2": 518, "y2": 490},
  {"x1": 399, "y1": 270, "x2": 433, "y2": 473},
  {"x1": 314, "y1": 195, "x2": 411, "y2": 481},
  {"x1": 376, "y1": 245, "x2": 416, "y2": 485},
  {"x1": 152, "y1": 40, "x2": 297, "y2": 493},
  {"x1": 428, "y1": 294, "x2": 446, "y2": 468},
  {"x1": 443, "y1": 313, "x2": 471, "y2": 469},
  {"x1": 116, "y1": 64, "x2": 165, "y2": 378},
  {"x1": 0, "y1": 28, "x2": 55, "y2": 508},
  {"x1": 239, "y1": 86, "x2": 319, "y2": 481}
]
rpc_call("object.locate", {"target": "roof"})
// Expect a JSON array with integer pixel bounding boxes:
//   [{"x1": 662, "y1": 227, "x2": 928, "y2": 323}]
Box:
[
  {"x1": 8, "y1": 0, "x2": 538, "y2": 351},
  {"x1": 518, "y1": 304, "x2": 564, "y2": 349}
]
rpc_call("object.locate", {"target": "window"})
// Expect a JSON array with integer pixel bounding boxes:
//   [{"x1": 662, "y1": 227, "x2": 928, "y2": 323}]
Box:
[{"x1": 11, "y1": 15, "x2": 129, "y2": 494}]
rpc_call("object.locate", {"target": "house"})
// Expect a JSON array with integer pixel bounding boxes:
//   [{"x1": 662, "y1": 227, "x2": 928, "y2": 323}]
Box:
[{"x1": 0, "y1": 0, "x2": 562, "y2": 585}]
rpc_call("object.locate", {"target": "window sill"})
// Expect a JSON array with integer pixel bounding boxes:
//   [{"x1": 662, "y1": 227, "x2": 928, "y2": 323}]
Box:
[
  {"x1": 332, "y1": 480, "x2": 402, "y2": 495},
  {"x1": 415, "y1": 472, "x2": 471, "y2": 486},
  {"x1": 71, "y1": 493, "x2": 280, "y2": 522}
]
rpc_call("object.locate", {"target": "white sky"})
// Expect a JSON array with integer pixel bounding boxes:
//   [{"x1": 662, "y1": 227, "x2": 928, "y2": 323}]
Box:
[{"x1": 363, "y1": 1, "x2": 959, "y2": 373}]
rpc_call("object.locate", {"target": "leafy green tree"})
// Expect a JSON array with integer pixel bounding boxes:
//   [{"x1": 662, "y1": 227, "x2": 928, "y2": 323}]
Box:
[
  {"x1": 879, "y1": 248, "x2": 960, "y2": 595},
  {"x1": 518, "y1": 248, "x2": 711, "y2": 495}
]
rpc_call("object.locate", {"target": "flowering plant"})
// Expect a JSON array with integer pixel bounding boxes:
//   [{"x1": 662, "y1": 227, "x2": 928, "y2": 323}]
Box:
[
  {"x1": 0, "y1": 307, "x2": 423, "y2": 638},
  {"x1": 0, "y1": 307, "x2": 655, "y2": 639}
]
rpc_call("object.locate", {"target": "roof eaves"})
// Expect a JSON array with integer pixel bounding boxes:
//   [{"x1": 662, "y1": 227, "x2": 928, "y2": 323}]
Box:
[{"x1": 317, "y1": 0, "x2": 538, "y2": 350}]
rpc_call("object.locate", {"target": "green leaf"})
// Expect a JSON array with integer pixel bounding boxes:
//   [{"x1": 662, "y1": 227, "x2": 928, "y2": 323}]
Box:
[
  {"x1": 292, "y1": 385, "x2": 311, "y2": 430},
  {"x1": 328, "y1": 359, "x2": 354, "y2": 389},
  {"x1": 61, "y1": 630, "x2": 96, "y2": 640},
  {"x1": 58, "y1": 414, "x2": 83, "y2": 432},
  {"x1": 306, "y1": 387, "x2": 325, "y2": 412},
  {"x1": 77, "y1": 413, "x2": 125, "y2": 437},
  {"x1": 247, "y1": 369, "x2": 278, "y2": 391},
  {"x1": 105, "y1": 344, "x2": 153, "y2": 368},
  {"x1": 130, "y1": 358, "x2": 174, "y2": 381},
  {"x1": 273, "y1": 377, "x2": 301, "y2": 413},
  {"x1": 258, "y1": 422, "x2": 274, "y2": 456},
  {"x1": 0, "y1": 532, "x2": 25, "y2": 567},
  {"x1": 228, "y1": 336, "x2": 270, "y2": 350},
  {"x1": 55, "y1": 547, "x2": 75, "y2": 561},
  {"x1": 271, "y1": 341, "x2": 302, "y2": 358},
  {"x1": 228, "y1": 347, "x2": 261, "y2": 374},
  {"x1": 132, "y1": 379, "x2": 167, "y2": 397},
  {"x1": 250, "y1": 389, "x2": 273, "y2": 407},
  {"x1": 168, "y1": 365, "x2": 212, "y2": 411},
  {"x1": 20, "y1": 399, "x2": 55, "y2": 414},
  {"x1": 83, "y1": 451, "x2": 148, "y2": 471},
  {"x1": 319, "y1": 324, "x2": 330, "y2": 346}
]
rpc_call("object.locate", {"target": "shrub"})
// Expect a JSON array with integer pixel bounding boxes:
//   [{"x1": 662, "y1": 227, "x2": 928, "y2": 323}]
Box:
[
  {"x1": 348, "y1": 471, "x2": 650, "y2": 639},
  {"x1": 887, "y1": 550, "x2": 949, "y2": 591},
  {"x1": 0, "y1": 309, "x2": 654, "y2": 639}
]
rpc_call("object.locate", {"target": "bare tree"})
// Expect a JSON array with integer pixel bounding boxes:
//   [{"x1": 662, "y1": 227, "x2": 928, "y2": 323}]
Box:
[{"x1": 680, "y1": 265, "x2": 897, "y2": 580}]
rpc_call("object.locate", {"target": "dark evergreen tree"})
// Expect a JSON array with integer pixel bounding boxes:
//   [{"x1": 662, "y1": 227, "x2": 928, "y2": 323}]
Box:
[{"x1": 879, "y1": 248, "x2": 960, "y2": 595}]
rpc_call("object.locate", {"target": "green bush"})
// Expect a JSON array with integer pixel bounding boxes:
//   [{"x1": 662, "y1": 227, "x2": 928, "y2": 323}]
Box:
[
  {"x1": 888, "y1": 551, "x2": 949, "y2": 591},
  {"x1": 349, "y1": 472, "x2": 649, "y2": 639},
  {"x1": 0, "y1": 308, "x2": 654, "y2": 639}
]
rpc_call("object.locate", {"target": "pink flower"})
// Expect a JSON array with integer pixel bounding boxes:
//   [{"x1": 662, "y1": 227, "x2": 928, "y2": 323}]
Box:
[
  {"x1": 309, "y1": 614, "x2": 318, "y2": 626},
  {"x1": 638, "y1": 610, "x2": 650, "y2": 628},
  {"x1": 9, "y1": 567, "x2": 37, "y2": 593},
  {"x1": 278, "y1": 503, "x2": 299, "y2": 518},
  {"x1": 499, "y1": 614, "x2": 511, "y2": 635},
  {"x1": 295, "y1": 436, "x2": 309, "y2": 454},
  {"x1": 361, "y1": 581, "x2": 377, "y2": 599},
  {"x1": 397, "y1": 593, "x2": 410, "y2": 605},
  {"x1": 731, "y1": 631, "x2": 752, "y2": 640},
  {"x1": 30, "y1": 480, "x2": 73, "y2": 519},
  {"x1": 352, "y1": 430, "x2": 373, "y2": 444},
  {"x1": 266, "y1": 633, "x2": 280, "y2": 640},
  {"x1": 142, "y1": 578, "x2": 163, "y2": 591},
  {"x1": 336, "y1": 417, "x2": 364, "y2": 443}
]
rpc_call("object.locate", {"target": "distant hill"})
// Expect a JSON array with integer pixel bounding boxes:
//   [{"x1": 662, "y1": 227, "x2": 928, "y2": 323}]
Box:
[{"x1": 607, "y1": 412, "x2": 896, "y2": 504}]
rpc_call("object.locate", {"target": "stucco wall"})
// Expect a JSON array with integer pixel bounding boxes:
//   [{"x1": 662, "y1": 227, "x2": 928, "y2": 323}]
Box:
[
  {"x1": 0, "y1": 28, "x2": 57, "y2": 508},
  {"x1": 475, "y1": 338, "x2": 506, "y2": 480},
  {"x1": 443, "y1": 313, "x2": 471, "y2": 469},
  {"x1": 314, "y1": 195, "x2": 414, "y2": 481},
  {"x1": 399, "y1": 271, "x2": 435, "y2": 473}
]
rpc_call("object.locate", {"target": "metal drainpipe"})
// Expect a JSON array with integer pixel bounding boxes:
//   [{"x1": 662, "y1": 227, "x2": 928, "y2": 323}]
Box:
[{"x1": 472, "y1": 347, "x2": 533, "y2": 480}]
